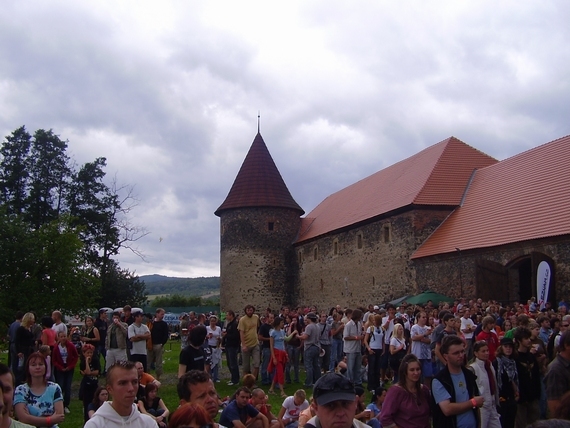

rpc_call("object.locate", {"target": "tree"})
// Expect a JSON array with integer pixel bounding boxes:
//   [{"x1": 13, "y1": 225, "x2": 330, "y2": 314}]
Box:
[
  {"x1": 25, "y1": 129, "x2": 71, "y2": 228},
  {"x1": 0, "y1": 210, "x2": 100, "y2": 319},
  {"x1": 98, "y1": 260, "x2": 148, "y2": 309},
  {"x1": 0, "y1": 126, "x2": 31, "y2": 215},
  {"x1": 0, "y1": 126, "x2": 149, "y2": 314}
]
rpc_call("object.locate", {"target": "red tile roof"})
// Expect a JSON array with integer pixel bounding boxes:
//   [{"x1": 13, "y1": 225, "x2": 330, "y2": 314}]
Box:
[
  {"x1": 412, "y1": 135, "x2": 570, "y2": 259},
  {"x1": 215, "y1": 133, "x2": 304, "y2": 216},
  {"x1": 296, "y1": 137, "x2": 497, "y2": 242}
]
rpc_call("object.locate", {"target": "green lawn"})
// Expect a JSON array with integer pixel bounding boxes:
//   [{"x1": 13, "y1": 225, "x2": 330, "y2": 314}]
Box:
[{"x1": 1, "y1": 343, "x2": 373, "y2": 427}]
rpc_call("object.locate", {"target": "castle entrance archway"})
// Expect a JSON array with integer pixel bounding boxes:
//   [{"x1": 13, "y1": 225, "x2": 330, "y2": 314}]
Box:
[{"x1": 506, "y1": 252, "x2": 555, "y2": 305}]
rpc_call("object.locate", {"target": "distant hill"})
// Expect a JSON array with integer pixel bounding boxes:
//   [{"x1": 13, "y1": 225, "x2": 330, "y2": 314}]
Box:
[{"x1": 141, "y1": 275, "x2": 220, "y2": 297}]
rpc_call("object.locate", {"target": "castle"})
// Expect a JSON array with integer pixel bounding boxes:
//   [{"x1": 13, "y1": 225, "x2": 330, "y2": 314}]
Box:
[{"x1": 215, "y1": 133, "x2": 570, "y2": 311}]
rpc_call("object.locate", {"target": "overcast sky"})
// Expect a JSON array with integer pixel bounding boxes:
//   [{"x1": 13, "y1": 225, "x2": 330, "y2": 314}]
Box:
[{"x1": 1, "y1": 1, "x2": 569, "y2": 278}]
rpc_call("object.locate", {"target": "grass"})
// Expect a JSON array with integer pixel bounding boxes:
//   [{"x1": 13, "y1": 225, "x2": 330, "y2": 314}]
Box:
[{"x1": 1, "y1": 343, "x2": 374, "y2": 427}]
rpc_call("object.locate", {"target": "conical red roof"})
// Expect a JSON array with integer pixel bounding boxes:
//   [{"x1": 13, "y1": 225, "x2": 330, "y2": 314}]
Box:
[{"x1": 215, "y1": 133, "x2": 304, "y2": 216}]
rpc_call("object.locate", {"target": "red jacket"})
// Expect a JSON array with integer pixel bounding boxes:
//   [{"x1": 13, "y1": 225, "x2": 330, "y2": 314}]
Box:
[{"x1": 52, "y1": 341, "x2": 79, "y2": 371}]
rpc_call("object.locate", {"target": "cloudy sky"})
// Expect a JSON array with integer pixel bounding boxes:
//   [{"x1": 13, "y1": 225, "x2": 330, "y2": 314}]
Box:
[{"x1": 1, "y1": 1, "x2": 569, "y2": 278}]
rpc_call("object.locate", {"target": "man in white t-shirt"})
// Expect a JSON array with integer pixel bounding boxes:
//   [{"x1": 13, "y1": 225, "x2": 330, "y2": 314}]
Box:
[
  {"x1": 127, "y1": 311, "x2": 150, "y2": 371},
  {"x1": 410, "y1": 311, "x2": 433, "y2": 385},
  {"x1": 460, "y1": 308, "x2": 476, "y2": 359},
  {"x1": 277, "y1": 389, "x2": 309, "y2": 428},
  {"x1": 380, "y1": 305, "x2": 396, "y2": 381},
  {"x1": 52, "y1": 311, "x2": 67, "y2": 337}
]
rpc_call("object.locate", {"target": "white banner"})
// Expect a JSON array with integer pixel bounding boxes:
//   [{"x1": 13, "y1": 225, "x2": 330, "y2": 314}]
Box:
[{"x1": 537, "y1": 261, "x2": 551, "y2": 311}]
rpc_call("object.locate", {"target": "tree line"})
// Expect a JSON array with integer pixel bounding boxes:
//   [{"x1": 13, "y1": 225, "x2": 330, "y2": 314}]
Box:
[{"x1": 0, "y1": 126, "x2": 148, "y2": 324}]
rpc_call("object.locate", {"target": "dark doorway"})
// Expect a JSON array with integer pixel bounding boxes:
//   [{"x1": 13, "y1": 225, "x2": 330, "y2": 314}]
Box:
[
  {"x1": 507, "y1": 253, "x2": 556, "y2": 306},
  {"x1": 518, "y1": 258, "x2": 532, "y2": 303}
]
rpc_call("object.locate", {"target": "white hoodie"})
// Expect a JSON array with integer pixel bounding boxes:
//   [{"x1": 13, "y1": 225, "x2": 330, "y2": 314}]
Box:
[{"x1": 84, "y1": 402, "x2": 156, "y2": 428}]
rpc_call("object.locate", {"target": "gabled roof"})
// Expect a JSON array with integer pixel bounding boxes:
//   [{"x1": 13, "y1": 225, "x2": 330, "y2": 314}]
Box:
[
  {"x1": 296, "y1": 137, "x2": 497, "y2": 242},
  {"x1": 215, "y1": 133, "x2": 304, "y2": 216},
  {"x1": 412, "y1": 135, "x2": 570, "y2": 259}
]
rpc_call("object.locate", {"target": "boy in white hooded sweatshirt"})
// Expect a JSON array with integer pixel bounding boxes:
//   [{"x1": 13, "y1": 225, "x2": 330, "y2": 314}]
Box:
[{"x1": 85, "y1": 361, "x2": 156, "y2": 428}]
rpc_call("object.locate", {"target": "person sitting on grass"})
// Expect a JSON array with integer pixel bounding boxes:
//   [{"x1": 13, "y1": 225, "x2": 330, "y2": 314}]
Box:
[
  {"x1": 137, "y1": 383, "x2": 169, "y2": 428},
  {"x1": 277, "y1": 389, "x2": 309, "y2": 428},
  {"x1": 219, "y1": 387, "x2": 269, "y2": 428}
]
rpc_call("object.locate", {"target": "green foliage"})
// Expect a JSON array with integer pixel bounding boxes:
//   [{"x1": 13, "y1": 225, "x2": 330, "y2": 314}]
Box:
[
  {"x1": 152, "y1": 294, "x2": 203, "y2": 307},
  {"x1": 98, "y1": 260, "x2": 148, "y2": 308},
  {"x1": 141, "y1": 275, "x2": 220, "y2": 296},
  {"x1": 0, "y1": 211, "x2": 100, "y2": 323},
  {"x1": 0, "y1": 126, "x2": 148, "y2": 317}
]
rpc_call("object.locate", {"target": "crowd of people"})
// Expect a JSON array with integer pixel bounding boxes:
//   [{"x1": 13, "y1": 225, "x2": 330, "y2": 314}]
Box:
[{"x1": 5, "y1": 297, "x2": 570, "y2": 428}]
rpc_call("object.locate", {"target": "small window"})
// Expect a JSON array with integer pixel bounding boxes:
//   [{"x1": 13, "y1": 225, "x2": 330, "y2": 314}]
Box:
[
  {"x1": 313, "y1": 246, "x2": 318, "y2": 260},
  {"x1": 357, "y1": 233, "x2": 363, "y2": 249},
  {"x1": 298, "y1": 251, "x2": 303, "y2": 264},
  {"x1": 382, "y1": 224, "x2": 391, "y2": 243},
  {"x1": 268, "y1": 222, "x2": 274, "y2": 231},
  {"x1": 333, "y1": 240, "x2": 339, "y2": 255}
]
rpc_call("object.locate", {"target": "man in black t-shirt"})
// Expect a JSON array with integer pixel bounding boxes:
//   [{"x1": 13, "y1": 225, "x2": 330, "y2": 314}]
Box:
[
  {"x1": 224, "y1": 310, "x2": 241, "y2": 385},
  {"x1": 178, "y1": 325, "x2": 208, "y2": 376},
  {"x1": 259, "y1": 313, "x2": 274, "y2": 385},
  {"x1": 94, "y1": 310, "x2": 108, "y2": 368}
]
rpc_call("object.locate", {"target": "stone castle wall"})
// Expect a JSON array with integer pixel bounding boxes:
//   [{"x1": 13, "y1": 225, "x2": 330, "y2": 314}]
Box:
[
  {"x1": 219, "y1": 207, "x2": 301, "y2": 312},
  {"x1": 414, "y1": 236, "x2": 570, "y2": 304},
  {"x1": 293, "y1": 208, "x2": 452, "y2": 309}
]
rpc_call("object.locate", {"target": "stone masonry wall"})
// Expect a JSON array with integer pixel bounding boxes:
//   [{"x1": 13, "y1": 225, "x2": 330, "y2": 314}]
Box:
[
  {"x1": 414, "y1": 236, "x2": 570, "y2": 303},
  {"x1": 294, "y1": 208, "x2": 452, "y2": 309},
  {"x1": 219, "y1": 207, "x2": 301, "y2": 312}
]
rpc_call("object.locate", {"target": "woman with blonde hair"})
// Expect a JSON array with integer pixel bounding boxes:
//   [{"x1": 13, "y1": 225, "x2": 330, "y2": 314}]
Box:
[
  {"x1": 389, "y1": 323, "x2": 407, "y2": 383},
  {"x1": 14, "y1": 312, "x2": 37, "y2": 385}
]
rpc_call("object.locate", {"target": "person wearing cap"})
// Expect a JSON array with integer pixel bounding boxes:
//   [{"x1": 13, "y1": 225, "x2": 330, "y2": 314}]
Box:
[
  {"x1": 493, "y1": 337, "x2": 519, "y2": 428},
  {"x1": 128, "y1": 311, "x2": 151, "y2": 371},
  {"x1": 299, "y1": 312, "x2": 321, "y2": 387},
  {"x1": 304, "y1": 373, "x2": 368, "y2": 428}
]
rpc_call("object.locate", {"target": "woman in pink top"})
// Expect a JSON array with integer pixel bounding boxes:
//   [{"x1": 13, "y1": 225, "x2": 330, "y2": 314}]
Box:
[
  {"x1": 380, "y1": 354, "x2": 431, "y2": 428},
  {"x1": 41, "y1": 316, "x2": 57, "y2": 349}
]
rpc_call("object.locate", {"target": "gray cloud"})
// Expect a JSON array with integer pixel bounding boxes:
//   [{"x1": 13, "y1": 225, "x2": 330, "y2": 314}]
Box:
[{"x1": 1, "y1": 0, "x2": 569, "y2": 277}]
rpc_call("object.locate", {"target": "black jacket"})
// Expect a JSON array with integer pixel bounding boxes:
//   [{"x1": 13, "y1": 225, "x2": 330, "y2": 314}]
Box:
[{"x1": 431, "y1": 365, "x2": 480, "y2": 428}]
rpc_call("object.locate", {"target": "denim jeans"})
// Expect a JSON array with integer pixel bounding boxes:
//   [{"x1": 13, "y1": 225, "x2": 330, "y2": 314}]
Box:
[
  {"x1": 330, "y1": 338, "x2": 343, "y2": 372},
  {"x1": 261, "y1": 347, "x2": 272, "y2": 384},
  {"x1": 286, "y1": 345, "x2": 301, "y2": 382},
  {"x1": 54, "y1": 369, "x2": 74, "y2": 407},
  {"x1": 346, "y1": 352, "x2": 362, "y2": 385},
  {"x1": 226, "y1": 346, "x2": 240, "y2": 384},
  {"x1": 304, "y1": 345, "x2": 321, "y2": 386}
]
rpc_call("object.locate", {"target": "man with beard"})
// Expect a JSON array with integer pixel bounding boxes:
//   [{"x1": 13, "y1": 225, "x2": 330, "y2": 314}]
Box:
[{"x1": 238, "y1": 305, "x2": 260, "y2": 380}]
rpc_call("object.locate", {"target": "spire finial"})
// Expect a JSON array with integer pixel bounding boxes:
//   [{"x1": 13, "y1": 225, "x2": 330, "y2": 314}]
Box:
[{"x1": 257, "y1": 111, "x2": 260, "y2": 134}]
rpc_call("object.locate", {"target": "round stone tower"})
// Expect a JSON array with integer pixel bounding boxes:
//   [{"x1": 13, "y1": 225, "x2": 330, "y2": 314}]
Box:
[{"x1": 215, "y1": 132, "x2": 304, "y2": 312}]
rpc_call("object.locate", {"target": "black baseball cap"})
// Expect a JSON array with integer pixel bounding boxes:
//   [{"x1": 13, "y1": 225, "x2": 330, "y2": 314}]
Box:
[{"x1": 313, "y1": 373, "x2": 356, "y2": 405}]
